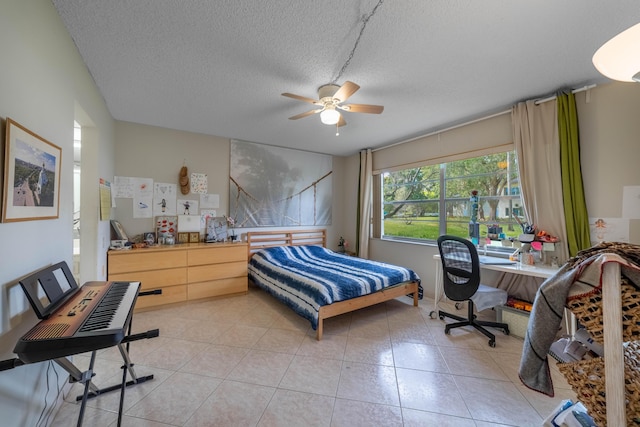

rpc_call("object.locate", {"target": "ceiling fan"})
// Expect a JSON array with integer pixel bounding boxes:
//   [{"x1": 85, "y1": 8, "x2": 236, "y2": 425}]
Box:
[{"x1": 282, "y1": 81, "x2": 384, "y2": 127}]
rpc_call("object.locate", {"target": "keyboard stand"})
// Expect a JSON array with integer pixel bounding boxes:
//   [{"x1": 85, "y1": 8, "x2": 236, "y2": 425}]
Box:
[
  {"x1": 67, "y1": 328, "x2": 159, "y2": 427},
  {"x1": 68, "y1": 288, "x2": 163, "y2": 426},
  {"x1": 1, "y1": 331, "x2": 158, "y2": 427},
  {"x1": 5, "y1": 265, "x2": 166, "y2": 427},
  {"x1": 73, "y1": 330, "x2": 159, "y2": 401}
]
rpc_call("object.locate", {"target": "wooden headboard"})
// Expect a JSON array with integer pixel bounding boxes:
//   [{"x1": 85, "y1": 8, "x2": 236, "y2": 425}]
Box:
[{"x1": 246, "y1": 229, "x2": 326, "y2": 260}]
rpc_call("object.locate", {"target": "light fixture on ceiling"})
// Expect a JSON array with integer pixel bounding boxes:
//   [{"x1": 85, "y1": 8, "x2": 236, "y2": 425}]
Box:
[
  {"x1": 320, "y1": 106, "x2": 341, "y2": 125},
  {"x1": 281, "y1": 0, "x2": 384, "y2": 132},
  {"x1": 592, "y1": 22, "x2": 640, "y2": 82}
]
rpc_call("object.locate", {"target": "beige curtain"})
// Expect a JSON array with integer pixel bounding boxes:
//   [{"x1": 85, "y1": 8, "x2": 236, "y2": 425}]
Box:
[
  {"x1": 512, "y1": 100, "x2": 569, "y2": 263},
  {"x1": 357, "y1": 149, "x2": 372, "y2": 258}
]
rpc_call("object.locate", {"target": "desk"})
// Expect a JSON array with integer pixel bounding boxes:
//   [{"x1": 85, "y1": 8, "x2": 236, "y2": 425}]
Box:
[{"x1": 431, "y1": 254, "x2": 573, "y2": 334}]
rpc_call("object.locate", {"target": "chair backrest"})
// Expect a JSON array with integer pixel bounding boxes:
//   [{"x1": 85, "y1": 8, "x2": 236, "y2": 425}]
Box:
[{"x1": 437, "y1": 235, "x2": 481, "y2": 302}]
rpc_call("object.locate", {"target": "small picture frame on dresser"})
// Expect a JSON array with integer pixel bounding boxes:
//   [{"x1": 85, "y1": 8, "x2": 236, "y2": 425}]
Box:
[
  {"x1": 177, "y1": 232, "x2": 189, "y2": 244},
  {"x1": 206, "y1": 216, "x2": 227, "y2": 242},
  {"x1": 144, "y1": 232, "x2": 157, "y2": 245},
  {"x1": 189, "y1": 232, "x2": 200, "y2": 243}
]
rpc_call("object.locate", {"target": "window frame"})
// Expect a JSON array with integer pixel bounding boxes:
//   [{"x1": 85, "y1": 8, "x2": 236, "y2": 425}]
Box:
[{"x1": 376, "y1": 150, "x2": 523, "y2": 253}]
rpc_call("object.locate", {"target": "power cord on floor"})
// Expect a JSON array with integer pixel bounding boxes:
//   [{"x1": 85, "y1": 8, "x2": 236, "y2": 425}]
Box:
[
  {"x1": 43, "y1": 361, "x2": 62, "y2": 427},
  {"x1": 34, "y1": 361, "x2": 65, "y2": 427},
  {"x1": 34, "y1": 361, "x2": 52, "y2": 427}
]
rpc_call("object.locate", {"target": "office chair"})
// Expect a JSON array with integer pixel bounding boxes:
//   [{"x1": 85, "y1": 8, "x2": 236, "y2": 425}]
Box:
[{"x1": 437, "y1": 235, "x2": 509, "y2": 347}]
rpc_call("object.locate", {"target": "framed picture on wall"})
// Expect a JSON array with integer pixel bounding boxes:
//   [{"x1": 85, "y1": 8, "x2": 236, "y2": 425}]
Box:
[{"x1": 2, "y1": 118, "x2": 62, "y2": 222}]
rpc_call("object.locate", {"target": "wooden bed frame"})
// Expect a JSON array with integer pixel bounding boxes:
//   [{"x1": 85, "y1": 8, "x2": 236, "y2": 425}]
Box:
[{"x1": 246, "y1": 229, "x2": 420, "y2": 340}]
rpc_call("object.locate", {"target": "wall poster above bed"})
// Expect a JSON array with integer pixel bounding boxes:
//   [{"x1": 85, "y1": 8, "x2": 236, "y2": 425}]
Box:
[{"x1": 230, "y1": 140, "x2": 332, "y2": 227}]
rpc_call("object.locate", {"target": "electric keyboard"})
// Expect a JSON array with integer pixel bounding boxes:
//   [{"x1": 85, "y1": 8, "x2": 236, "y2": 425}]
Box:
[
  {"x1": 14, "y1": 280, "x2": 140, "y2": 363},
  {"x1": 4, "y1": 262, "x2": 161, "y2": 427}
]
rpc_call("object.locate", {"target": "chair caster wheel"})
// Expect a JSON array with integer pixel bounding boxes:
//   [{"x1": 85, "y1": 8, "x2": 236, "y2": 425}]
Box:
[
  {"x1": 504, "y1": 329, "x2": 510, "y2": 336},
  {"x1": 444, "y1": 328, "x2": 451, "y2": 335},
  {"x1": 488, "y1": 340, "x2": 496, "y2": 348},
  {"x1": 454, "y1": 302, "x2": 462, "y2": 310},
  {"x1": 439, "y1": 315, "x2": 444, "y2": 321},
  {"x1": 429, "y1": 311, "x2": 436, "y2": 319}
]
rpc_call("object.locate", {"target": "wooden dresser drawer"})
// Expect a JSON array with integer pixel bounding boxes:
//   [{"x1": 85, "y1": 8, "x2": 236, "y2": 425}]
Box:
[
  {"x1": 134, "y1": 284, "x2": 187, "y2": 309},
  {"x1": 188, "y1": 244, "x2": 246, "y2": 266},
  {"x1": 109, "y1": 250, "x2": 187, "y2": 274},
  {"x1": 187, "y1": 277, "x2": 247, "y2": 300},
  {"x1": 188, "y1": 261, "x2": 247, "y2": 283},
  {"x1": 109, "y1": 267, "x2": 187, "y2": 290}
]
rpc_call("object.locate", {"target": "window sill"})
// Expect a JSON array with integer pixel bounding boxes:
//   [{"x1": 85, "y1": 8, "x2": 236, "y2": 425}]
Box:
[{"x1": 378, "y1": 236, "x2": 514, "y2": 258}]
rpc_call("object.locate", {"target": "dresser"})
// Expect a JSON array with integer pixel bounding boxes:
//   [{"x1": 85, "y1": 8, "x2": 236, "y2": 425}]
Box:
[{"x1": 107, "y1": 242, "x2": 248, "y2": 309}]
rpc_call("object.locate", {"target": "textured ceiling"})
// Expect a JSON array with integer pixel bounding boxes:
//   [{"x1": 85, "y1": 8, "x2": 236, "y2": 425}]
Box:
[{"x1": 51, "y1": 0, "x2": 640, "y2": 156}]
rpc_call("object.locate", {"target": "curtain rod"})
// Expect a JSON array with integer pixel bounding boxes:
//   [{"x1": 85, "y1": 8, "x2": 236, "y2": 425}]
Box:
[
  {"x1": 373, "y1": 83, "x2": 598, "y2": 153},
  {"x1": 373, "y1": 109, "x2": 511, "y2": 152},
  {"x1": 534, "y1": 84, "x2": 597, "y2": 105}
]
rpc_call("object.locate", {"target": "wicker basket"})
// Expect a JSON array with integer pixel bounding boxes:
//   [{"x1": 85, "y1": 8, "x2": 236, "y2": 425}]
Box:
[
  {"x1": 565, "y1": 278, "x2": 640, "y2": 345},
  {"x1": 558, "y1": 341, "x2": 640, "y2": 426}
]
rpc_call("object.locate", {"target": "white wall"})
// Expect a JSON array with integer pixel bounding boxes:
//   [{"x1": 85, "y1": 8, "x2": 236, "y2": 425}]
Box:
[
  {"x1": 0, "y1": 1, "x2": 115, "y2": 425},
  {"x1": 2, "y1": 3, "x2": 638, "y2": 425},
  {"x1": 577, "y1": 83, "x2": 640, "y2": 242},
  {"x1": 356, "y1": 82, "x2": 640, "y2": 299},
  {"x1": 113, "y1": 121, "x2": 232, "y2": 237},
  {"x1": 112, "y1": 121, "x2": 347, "y2": 250}
]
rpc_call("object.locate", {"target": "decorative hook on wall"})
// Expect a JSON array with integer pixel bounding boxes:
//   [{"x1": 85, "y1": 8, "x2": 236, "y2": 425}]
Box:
[{"x1": 179, "y1": 162, "x2": 189, "y2": 195}]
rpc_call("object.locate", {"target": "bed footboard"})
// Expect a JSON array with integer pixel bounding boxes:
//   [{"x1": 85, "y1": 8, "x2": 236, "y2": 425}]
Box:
[{"x1": 315, "y1": 280, "x2": 420, "y2": 340}]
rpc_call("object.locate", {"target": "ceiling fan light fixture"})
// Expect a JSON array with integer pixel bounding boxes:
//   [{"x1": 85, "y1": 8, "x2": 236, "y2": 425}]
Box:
[
  {"x1": 593, "y1": 22, "x2": 640, "y2": 82},
  {"x1": 320, "y1": 107, "x2": 341, "y2": 125}
]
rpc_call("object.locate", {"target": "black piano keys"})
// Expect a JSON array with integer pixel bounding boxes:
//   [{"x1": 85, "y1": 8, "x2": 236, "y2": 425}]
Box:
[{"x1": 79, "y1": 282, "x2": 129, "y2": 332}]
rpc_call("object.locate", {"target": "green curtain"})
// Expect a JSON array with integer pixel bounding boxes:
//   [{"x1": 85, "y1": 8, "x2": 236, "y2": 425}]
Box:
[{"x1": 557, "y1": 91, "x2": 591, "y2": 255}]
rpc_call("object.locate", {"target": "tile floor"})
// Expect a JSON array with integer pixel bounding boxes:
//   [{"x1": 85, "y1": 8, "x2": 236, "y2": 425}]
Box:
[{"x1": 51, "y1": 286, "x2": 576, "y2": 426}]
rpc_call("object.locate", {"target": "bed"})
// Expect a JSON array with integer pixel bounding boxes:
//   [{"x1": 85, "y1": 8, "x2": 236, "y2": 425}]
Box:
[{"x1": 246, "y1": 229, "x2": 421, "y2": 340}]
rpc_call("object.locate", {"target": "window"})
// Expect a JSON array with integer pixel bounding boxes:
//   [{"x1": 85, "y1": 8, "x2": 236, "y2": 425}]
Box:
[{"x1": 381, "y1": 151, "x2": 523, "y2": 248}]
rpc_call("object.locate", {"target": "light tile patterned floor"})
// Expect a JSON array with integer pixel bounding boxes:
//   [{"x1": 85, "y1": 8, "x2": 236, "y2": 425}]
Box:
[{"x1": 51, "y1": 286, "x2": 576, "y2": 426}]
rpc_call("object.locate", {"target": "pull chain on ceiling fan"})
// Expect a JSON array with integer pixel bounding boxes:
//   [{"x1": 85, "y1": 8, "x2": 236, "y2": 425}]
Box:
[{"x1": 281, "y1": 0, "x2": 385, "y2": 129}]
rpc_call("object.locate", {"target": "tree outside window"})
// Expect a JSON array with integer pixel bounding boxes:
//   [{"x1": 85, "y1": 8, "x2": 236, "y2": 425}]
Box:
[{"x1": 382, "y1": 150, "x2": 523, "y2": 246}]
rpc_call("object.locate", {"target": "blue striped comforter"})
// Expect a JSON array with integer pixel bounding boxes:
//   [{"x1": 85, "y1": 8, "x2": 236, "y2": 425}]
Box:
[{"x1": 248, "y1": 245, "x2": 421, "y2": 329}]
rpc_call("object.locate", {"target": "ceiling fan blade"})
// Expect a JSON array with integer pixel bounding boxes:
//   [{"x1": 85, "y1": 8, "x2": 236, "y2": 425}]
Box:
[
  {"x1": 340, "y1": 103, "x2": 384, "y2": 114},
  {"x1": 288, "y1": 109, "x2": 321, "y2": 120},
  {"x1": 282, "y1": 93, "x2": 320, "y2": 104},
  {"x1": 333, "y1": 81, "x2": 360, "y2": 102},
  {"x1": 337, "y1": 115, "x2": 347, "y2": 127}
]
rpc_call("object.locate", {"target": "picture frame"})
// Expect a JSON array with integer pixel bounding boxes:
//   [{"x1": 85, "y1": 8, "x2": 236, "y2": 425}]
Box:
[
  {"x1": 177, "y1": 232, "x2": 189, "y2": 244},
  {"x1": 2, "y1": 118, "x2": 62, "y2": 222},
  {"x1": 205, "y1": 216, "x2": 227, "y2": 242},
  {"x1": 189, "y1": 232, "x2": 200, "y2": 243},
  {"x1": 143, "y1": 231, "x2": 157, "y2": 245},
  {"x1": 155, "y1": 215, "x2": 178, "y2": 240},
  {"x1": 110, "y1": 220, "x2": 129, "y2": 241}
]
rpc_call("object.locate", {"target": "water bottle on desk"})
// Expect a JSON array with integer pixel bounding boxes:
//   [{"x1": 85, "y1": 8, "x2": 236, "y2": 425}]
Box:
[{"x1": 519, "y1": 244, "x2": 533, "y2": 266}]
